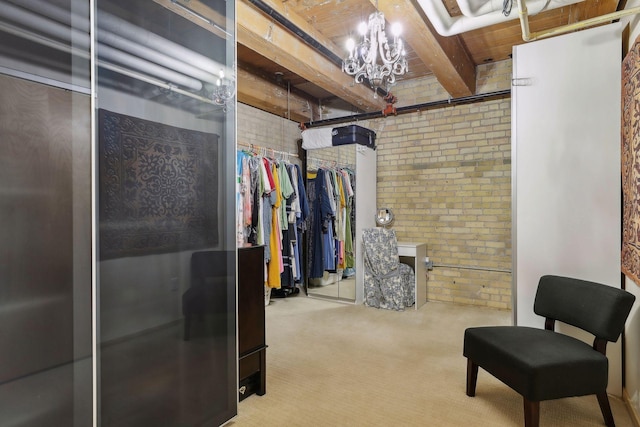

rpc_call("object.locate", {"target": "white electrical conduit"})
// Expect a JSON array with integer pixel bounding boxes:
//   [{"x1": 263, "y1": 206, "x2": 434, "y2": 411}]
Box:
[
  {"x1": 7, "y1": 0, "x2": 90, "y2": 32},
  {"x1": 98, "y1": 44, "x2": 202, "y2": 91},
  {"x1": 516, "y1": 0, "x2": 640, "y2": 41},
  {"x1": 416, "y1": 0, "x2": 583, "y2": 36},
  {"x1": 0, "y1": 0, "x2": 212, "y2": 91},
  {"x1": 0, "y1": 19, "x2": 216, "y2": 105},
  {"x1": 0, "y1": 0, "x2": 90, "y2": 50},
  {"x1": 15, "y1": 0, "x2": 232, "y2": 80},
  {"x1": 99, "y1": 31, "x2": 219, "y2": 86},
  {"x1": 10, "y1": 0, "x2": 227, "y2": 76},
  {"x1": 456, "y1": 0, "x2": 510, "y2": 18},
  {"x1": 9, "y1": 0, "x2": 223, "y2": 85},
  {"x1": 97, "y1": 12, "x2": 232, "y2": 80},
  {"x1": 98, "y1": 61, "x2": 217, "y2": 105},
  {"x1": 0, "y1": 20, "x2": 90, "y2": 60}
]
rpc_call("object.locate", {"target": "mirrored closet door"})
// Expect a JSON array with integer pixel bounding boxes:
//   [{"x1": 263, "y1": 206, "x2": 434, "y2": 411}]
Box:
[
  {"x1": 306, "y1": 144, "x2": 376, "y2": 302},
  {"x1": 305, "y1": 144, "x2": 358, "y2": 302}
]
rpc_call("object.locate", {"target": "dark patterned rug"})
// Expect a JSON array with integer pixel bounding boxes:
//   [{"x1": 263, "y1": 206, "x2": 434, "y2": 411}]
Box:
[
  {"x1": 622, "y1": 37, "x2": 640, "y2": 284},
  {"x1": 99, "y1": 109, "x2": 219, "y2": 259}
]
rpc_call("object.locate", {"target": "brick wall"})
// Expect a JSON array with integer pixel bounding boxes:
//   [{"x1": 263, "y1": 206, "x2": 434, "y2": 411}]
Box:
[
  {"x1": 237, "y1": 103, "x2": 302, "y2": 165},
  {"x1": 376, "y1": 60, "x2": 513, "y2": 309},
  {"x1": 238, "y1": 60, "x2": 513, "y2": 309}
]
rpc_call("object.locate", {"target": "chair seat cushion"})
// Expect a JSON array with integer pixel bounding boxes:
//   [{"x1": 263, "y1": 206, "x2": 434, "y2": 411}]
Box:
[{"x1": 464, "y1": 326, "x2": 608, "y2": 401}]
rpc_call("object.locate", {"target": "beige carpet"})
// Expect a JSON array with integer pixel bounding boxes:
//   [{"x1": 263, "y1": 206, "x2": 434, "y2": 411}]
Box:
[{"x1": 230, "y1": 296, "x2": 634, "y2": 427}]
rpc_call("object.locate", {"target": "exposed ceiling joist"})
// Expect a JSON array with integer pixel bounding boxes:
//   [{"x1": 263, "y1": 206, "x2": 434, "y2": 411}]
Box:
[
  {"x1": 255, "y1": 0, "x2": 344, "y2": 54},
  {"x1": 237, "y1": 0, "x2": 386, "y2": 113},
  {"x1": 153, "y1": 0, "x2": 229, "y2": 38},
  {"x1": 377, "y1": 0, "x2": 476, "y2": 97},
  {"x1": 568, "y1": 0, "x2": 619, "y2": 23},
  {"x1": 237, "y1": 67, "x2": 320, "y2": 123}
]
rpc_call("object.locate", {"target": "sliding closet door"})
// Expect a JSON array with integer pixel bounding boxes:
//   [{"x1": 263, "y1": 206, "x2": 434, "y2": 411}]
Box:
[
  {"x1": 0, "y1": 0, "x2": 93, "y2": 424},
  {"x1": 96, "y1": 0, "x2": 237, "y2": 425},
  {"x1": 512, "y1": 23, "x2": 622, "y2": 393}
]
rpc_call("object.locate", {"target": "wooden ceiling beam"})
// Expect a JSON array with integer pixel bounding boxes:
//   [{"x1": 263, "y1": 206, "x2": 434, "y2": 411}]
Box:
[
  {"x1": 153, "y1": 0, "x2": 229, "y2": 38},
  {"x1": 567, "y1": 0, "x2": 619, "y2": 23},
  {"x1": 237, "y1": 0, "x2": 386, "y2": 112},
  {"x1": 237, "y1": 67, "x2": 320, "y2": 123},
  {"x1": 377, "y1": 0, "x2": 476, "y2": 97}
]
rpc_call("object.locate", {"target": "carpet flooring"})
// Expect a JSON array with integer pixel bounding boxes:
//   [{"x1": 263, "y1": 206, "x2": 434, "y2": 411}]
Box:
[{"x1": 231, "y1": 296, "x2": 634, "y2": 427}]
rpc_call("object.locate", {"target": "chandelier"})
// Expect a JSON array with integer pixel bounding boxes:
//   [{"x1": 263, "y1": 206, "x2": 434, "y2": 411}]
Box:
[
  {"x1": 211, "y1": 69, "x2": 236, "y2": 110},
  {"x1": 343, "y1": 11, "x2": 408, "y2": 95}
]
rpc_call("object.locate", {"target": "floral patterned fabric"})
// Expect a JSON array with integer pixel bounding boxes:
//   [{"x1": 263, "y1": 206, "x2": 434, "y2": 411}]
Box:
[{"x1": 362, "y1": 228, "x2": 415, "y2": 310}]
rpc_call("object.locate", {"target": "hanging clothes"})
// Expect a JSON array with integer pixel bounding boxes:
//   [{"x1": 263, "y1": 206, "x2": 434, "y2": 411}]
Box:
[
  {"x1": 307, "y1": 168, "x2": 337, "y2": 279},
  {"x1": 293, "y1": 164, "x2": 309, "y2": 282},
  {"x1": 236, "y1": 148, "x2": 309, "y2": 293},
  {"x1": 267, "y1": 160, "x2": 283, "y2": 288},
  {"x1": 279, "y1": 163, "x2": 297, "y2": 288},
  {"x1": 306, "y1": 165, "x2": 355, "y2": 280}
]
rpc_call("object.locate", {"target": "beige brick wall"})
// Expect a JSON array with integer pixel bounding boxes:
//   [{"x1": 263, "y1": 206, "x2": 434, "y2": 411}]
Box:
[
  {"x1": 307, "y1": 144, "x2": 356, "y2": 168},
  {"x1": 392, "y1": 59, "x2": 512, "y2": 107},
  {"x1": 237, "y1": 103, "x2": 302, "y2": 165},
  {"x1": 377, "y1": 60, "x2": 513, "y2": 310},
  {"x1": 238, "y1": 59, "x2": 513, "y2": 310}
]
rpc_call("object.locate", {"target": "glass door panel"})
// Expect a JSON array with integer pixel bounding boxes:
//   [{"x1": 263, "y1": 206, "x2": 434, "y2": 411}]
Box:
[
  {"x1": 0, "y1": 0, "x2": 92, "y2": 425},
  {"x1": 96, "y1": 0, "x2": 237, "y2": 425},
  {"x1": 306, "y1": 144, "x2": 356, "y2": 302}
]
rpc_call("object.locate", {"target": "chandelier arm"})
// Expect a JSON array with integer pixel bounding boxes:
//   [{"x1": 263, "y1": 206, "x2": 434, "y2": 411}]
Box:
[{"x1": 341, "y1": 10, "x2": 407, "y2": 93}]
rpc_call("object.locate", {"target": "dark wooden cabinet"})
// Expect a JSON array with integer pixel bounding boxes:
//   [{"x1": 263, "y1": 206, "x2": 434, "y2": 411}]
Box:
[{"x1": 238, "y1": 245, "x2": 266, "y2": 401}]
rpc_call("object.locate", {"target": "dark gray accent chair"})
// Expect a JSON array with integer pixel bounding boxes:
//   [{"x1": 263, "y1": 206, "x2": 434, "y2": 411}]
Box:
[
  {"x1": 464, "y1": 275, "x2": 635, "y2": 427},
  {"x1": 182, "y1": 251, "x2": 231, "y2": 341}
]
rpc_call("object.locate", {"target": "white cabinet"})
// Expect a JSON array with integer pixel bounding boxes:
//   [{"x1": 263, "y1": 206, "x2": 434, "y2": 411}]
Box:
[
  {"x1": 397, "y1": 242, "x2": 428, "y2": 310},
  {"x1": 512, "y1": 23, "x2": 622, "y2": 394}
]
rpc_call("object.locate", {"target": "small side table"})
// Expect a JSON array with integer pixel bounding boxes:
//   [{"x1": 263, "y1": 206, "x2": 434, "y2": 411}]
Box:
[{"x1": 397, "y1": 242, "x2": 428, "y2": 310}]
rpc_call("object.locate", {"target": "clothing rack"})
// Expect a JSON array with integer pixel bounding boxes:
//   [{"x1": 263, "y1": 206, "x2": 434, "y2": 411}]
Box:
[{"x1": 238, "y1": 141, "x2": 299, "y2": 162}]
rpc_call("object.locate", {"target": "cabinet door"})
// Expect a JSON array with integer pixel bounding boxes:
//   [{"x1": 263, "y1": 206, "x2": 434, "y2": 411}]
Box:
[
  {"x1": 512, "y1": 23, "x2": 621, "y2": 392},
  {"x1": 238, "y1": 246, "x2": 266, "y2": 354}
]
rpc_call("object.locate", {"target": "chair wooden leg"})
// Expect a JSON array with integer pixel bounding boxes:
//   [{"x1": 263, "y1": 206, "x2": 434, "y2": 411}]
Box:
[
  {"x1": 523, "y1": 398, "x2": 540, "y2": 427},
  {"x1": 597, "y1": 392, "x2": 615, "y2": 427},
  {"x1": 466, "y1": 358, "x2": 478, "y2": 397}
]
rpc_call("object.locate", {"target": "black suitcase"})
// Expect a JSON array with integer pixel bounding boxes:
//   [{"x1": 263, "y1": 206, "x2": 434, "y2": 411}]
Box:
[{"x1": 331, "y1": 125, "x2": 376, "y2": 149}]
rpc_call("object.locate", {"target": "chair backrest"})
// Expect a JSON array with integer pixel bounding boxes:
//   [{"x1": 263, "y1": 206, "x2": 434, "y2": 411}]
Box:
[
  {"x1": 362, "y1": 228, "x2": 400, "y2": 276},
  {"x1": 533, "y1": 275, "x2": 635, "y2": 342},
  {"x1": 190, "y1": 250, "x2": 231, "y2": 287}
]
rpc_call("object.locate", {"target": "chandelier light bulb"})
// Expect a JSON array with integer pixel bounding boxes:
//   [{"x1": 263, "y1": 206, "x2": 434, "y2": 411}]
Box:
[
  {"x1": 390, "y1": 22, "x2": 402, "y2": 37},
  {"x1": 342, "y1": 11, "x2": 408, "y2": 94},
  {"x1": 358, "y1": 22, "x2": 368, "y2": 35},
  {"x1": 346, "y1": 38, "x2": 355, "y2": 53}
]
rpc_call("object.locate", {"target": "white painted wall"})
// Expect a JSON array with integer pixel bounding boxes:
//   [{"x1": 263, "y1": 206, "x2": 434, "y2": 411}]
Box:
[
  {"x1": 619, "y1": 2, "x2": 640, "y2": 417},
  {"x1": 512, "y1": 23, "x2": 623, "y2": 394}
]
